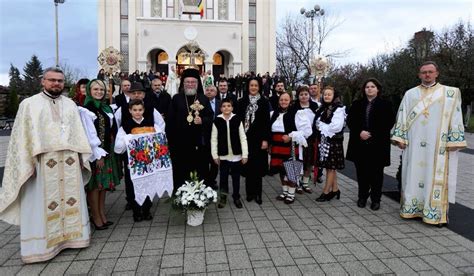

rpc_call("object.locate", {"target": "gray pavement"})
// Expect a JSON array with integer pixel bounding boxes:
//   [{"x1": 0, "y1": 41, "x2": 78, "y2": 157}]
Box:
[{"x1": 0, "y1": 132, "x2": 473, "y2": 275}]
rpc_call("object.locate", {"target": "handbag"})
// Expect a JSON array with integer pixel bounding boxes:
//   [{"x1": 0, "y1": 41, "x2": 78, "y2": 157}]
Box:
[{"x1": 283, "y1": 142, "x2": 304, "y2": 185}]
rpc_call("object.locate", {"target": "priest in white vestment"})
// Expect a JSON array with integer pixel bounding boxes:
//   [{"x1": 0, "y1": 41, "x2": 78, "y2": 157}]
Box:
[
  {"x1": 391, "y1": 61, "x2": 467, "y2": 226},
  {"x1": 165, "y1": 65, "x2": 179, "y2": 97},
  {"x1": 0, "y1": 67, "x2": 92, "y2": 263}
]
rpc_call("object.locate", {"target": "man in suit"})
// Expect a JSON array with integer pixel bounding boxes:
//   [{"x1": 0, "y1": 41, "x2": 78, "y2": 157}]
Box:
[
  {"x1": 204, "y1": 85, "x2": 220, "y2": 189},
  {"x1": 149, "y1": 78, "x2": 171, "y2": 120},
  {"x1": 216, "y1": 79, "x2": 238, "y2": 111}
]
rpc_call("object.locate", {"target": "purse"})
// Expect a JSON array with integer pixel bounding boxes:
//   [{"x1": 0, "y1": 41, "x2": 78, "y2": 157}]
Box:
[{"x1": 283, "y1": 142, "x2": 304, "y2": 185}]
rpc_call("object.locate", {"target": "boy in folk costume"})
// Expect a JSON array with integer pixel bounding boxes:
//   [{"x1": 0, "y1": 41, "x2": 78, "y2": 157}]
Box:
[
  {"x1": 115, "y1": 99, "x2": 171, "y2": 222},
  {"x1": 211, "y1": 98, "x2": 248, "y2": 209}
]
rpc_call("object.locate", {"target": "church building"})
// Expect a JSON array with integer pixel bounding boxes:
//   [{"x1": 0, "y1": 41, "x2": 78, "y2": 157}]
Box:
[{"x1": 98, "y1": 0, "x2": 276, "y2": 77}]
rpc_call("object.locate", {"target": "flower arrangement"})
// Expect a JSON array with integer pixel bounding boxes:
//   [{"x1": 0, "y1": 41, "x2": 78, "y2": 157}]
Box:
[{"x1": 174, "y1": 171, "x2": 218, "y2": 211}]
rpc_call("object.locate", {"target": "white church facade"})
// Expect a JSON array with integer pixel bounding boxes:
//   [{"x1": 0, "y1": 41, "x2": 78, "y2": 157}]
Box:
[{"x1": 98, "y1": 0, "x2": 276, "y2": 77}]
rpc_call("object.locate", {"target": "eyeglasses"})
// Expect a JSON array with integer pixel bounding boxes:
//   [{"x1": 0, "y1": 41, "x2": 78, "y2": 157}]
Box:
[
  {"x1": 420, "y1": 71, "x2": 436, "y2": 74},
  {"x1": 45, "y1": 78, "x2": 65, "y2": 83}
]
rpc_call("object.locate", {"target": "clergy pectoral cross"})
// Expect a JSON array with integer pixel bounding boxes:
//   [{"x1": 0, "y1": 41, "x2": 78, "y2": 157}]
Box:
[
  {"x1": 187, "y1": 112, "x2": 193, "y2": 125},
  {"x1": 422, "y1": 108, "x2": 429, "y2": 118}
]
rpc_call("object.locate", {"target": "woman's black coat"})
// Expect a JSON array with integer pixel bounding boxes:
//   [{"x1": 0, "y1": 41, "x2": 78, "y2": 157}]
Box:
[{"x1": 346, "y1": 97, "x2": 395, "y2": 166}]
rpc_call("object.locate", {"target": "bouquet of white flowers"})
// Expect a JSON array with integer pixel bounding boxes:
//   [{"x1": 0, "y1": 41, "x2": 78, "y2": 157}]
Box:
[{"x1": 173, "y1": 172, "x2": 218, "y2": 212}]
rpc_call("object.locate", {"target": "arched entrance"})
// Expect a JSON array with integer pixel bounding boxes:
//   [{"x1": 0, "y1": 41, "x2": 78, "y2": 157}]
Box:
[
  {"x1": 148, "y1": 48, "x2": 169, "y2": 74},
  {"x1": 176, "y1": 42, "x2": 206, "y2": 76},
  {"x1": 212, "y1": 50, "x2": 234, "y2": 80}
]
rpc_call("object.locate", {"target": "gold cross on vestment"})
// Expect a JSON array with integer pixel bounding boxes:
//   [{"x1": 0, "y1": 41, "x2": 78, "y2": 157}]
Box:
[{"x1": 422, "y1": 109, "x2": 429, "y2": 118}]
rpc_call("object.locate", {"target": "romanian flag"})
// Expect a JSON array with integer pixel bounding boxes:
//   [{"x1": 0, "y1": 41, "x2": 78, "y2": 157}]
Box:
[{"x1": 198, "y1": 0, "x2": 204, "y2": 18}]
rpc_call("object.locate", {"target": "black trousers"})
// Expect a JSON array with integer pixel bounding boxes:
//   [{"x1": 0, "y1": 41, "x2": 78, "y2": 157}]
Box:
[
  {"x1": 124, "y1": 164, "x2": 152, "y2": 217},
  {"x1": 355, "y1": 161, "x2": 384, "y2": 203},
  {"x1": 219, "y1": 160, "x2": 241, "y2": 200},
  {"x1": 245, "y1": 174, "x2": 262, "y2": 198},
  {"x1": 172, "y1": 146, "x2": 209, "y2": 191}
]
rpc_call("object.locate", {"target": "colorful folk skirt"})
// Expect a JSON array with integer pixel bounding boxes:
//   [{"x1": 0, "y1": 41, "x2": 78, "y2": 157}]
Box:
[{"x1": 87, "y1": 148, "x2": 122, "y2": 191}]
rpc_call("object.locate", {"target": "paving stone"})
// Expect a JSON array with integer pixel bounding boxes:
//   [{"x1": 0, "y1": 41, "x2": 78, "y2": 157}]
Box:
[
  {"x1": 320, "y1": 262, "x2": 347, "y2": 275},
  {"x1": 185, "y1": 236, "x2": 205, "y2": 248},
  {"x1": 75, "y1": 242, "x2": 105, "y2": 260},
  {"x1": 163, "y1": 238, "x2": 184, "y2": 255},
  {"x1": 297, "y1": 264, "x2": 324, "y2": 275},
  {"x1": 251, "y1": 260, "x2": 275, "y2": 268},
  {"x1": 206, "y1": 263, "x2": 230, "y2": 272},
  {"x1": 205, "y1": 236, "x2": 226, "y2": 251},
  {"x1": 259, "y1": 232, "x2": 281, "y2": 243},
  {"x1": 276, "y1": 265, "x2": 302, "y2": 275},
  {"x1": 247, "y1": 248, "x2": 270, "y2": 261},
  {"x1": 227, "y1": 250, "x2": 252, "y2": 270},
  {"x1": 380, "y1": 258, "x2": 416, "y2": 274},
  {"x1": 361, "y1": 259, "x2": 392, "y2": 274},
  {"x1": 278, "y1": 231, "x2": 304, "y2": 247},
  {"x1": 0, "y1": 266, "x2": 22, "y2": 275},
  {"x1": 184, "y1": 252, "x2": 206, "y2": 273},
  {"x1": 267, "y1": 247, "x2": 296, "y2": 266},
  {"x1": 113, "y1": 257, "x2": 140, "y2": 272},
  {"x1": 340, "y1": 261, "x2": 371, "y2": 275},
  {"x1": 286, "y1": 246, "x2": 311, "y2": 259},
  {"x1": 206, "y1": 251, "x2": 228, "y2": 264},
  {"x1": 438, "y1": 252, "x2": 472, "y2": 267},
  {"x1": 242, "y1": 233, "x2": 265, "y2": 249},
  {"x1": 160, "y1": 267, "x2": 183, "y2": 275},
  {"x1": 343, "y1": 242, "x2": 376, "y2": 261},
  {"x1": 325, "y1": 243, "x2": 349, "y2": 256},
  {"x1": 230, "y1": 268, "x2": 255, "y2": 275},
  {"x1": 419, "y1": 254, "x2": 463, "y2": 274},
  {"x1": 160, "y1": 254, "x2": 183, "y2": 268},
  {"x1": 400, "y1": 256, "x2": 433, "y2": 271},
  {"x1": 294, "y1": 257, "x2": 316, "y2": 265},
  {"x1": 65, "y1": 260, "x2": 94, "y2": 274},
  {"x1": 223, "y1": 235, "x2": 243, "y2": 245},
  {"x1": 307, "y1": 244, "x2": 336, "y2": 263},
  {"x1": 89, "y1": 258, "x2": 117, "y2": 275},
  {"x1": 16, "y1": 263, "x2": 47, "y2": 275},
  {"x1": 379, "y1": 239, "x2": 414, "y2": 257},
  {"x1": 253, "y1": 267, "x2": 278, "y2": 275},
  {"x1": 40, "y1": 261, "x2": 71, "y2": 275},
  {"x1": 102, "y1": 241, "x2": 126, "y2": 253}
]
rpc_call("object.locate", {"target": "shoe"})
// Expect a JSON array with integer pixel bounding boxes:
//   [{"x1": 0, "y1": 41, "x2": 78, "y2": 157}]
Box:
[
  {"x1": 276, "y1": 194, "x2": 286, "y2": 201},
  {"x1": 296, "y1": 187, "x2": 304, "y2": 194},
  {"x1": 143, "y1": 214, "x2": 153, "y2": 220},
  {"x1": 125, "y1": 203, "x2": 131, "y2": 211},
  {"x1": 103, "y1": 221, "x2": 114, "y2": 227},
  {"x1": 327, "y1": 190, "x2": 340, "y2": 200},
  {"x1": 357, "y1": 199, "x2": 367, "y2": 208},
  {"x1": 218, "y1": 196, "x2": 227, "y2": 208},
  {"x1": 92, "y1": 221, "x2": 109, "y2": 230},
  {"x1": 370, "y1": 202, "x2": 380, "y2": 211},
  {"x1": 302, "y1": 185, "x2": 313, "y2": 194},
  {"x1": 234, "y1": 199, "x2": 243, "y2": 209},
  {"x1": 284, "y1": 196, "x2": 295, "y2": 204},
  {"x1": 246, "y1": 195, "x2": 254, "y2": 202},
  {"x1": 255, "y1": 195, "x2": 262, "y2": 205},
  {"x1": 133, "y1": 215, "x2": 143, "y2": 222},
  {"x1": 315, "y1": 193, "x2": 330, "y2": 202}
]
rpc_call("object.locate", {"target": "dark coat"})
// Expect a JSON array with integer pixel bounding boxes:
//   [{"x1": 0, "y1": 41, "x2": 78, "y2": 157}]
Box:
[
  {"x1": 346, "y1": 97, "x2": 395, "y2": 166},
  {"x1": 148, "y1": 90, "x2": 171, "y2": 119},
  {"x1": 237, "y1": 96, "x2": 271, "y2": 177}
]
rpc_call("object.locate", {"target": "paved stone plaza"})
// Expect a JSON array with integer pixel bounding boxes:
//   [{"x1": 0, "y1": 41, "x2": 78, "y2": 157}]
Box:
[{"x1": 0, "y1": 133, "x2": 473, "y2": 275}]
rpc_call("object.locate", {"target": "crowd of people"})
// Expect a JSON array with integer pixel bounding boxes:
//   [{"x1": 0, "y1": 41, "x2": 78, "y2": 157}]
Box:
[{"x1": 0, "y1": 61, "x2": 467, "y2": 263}]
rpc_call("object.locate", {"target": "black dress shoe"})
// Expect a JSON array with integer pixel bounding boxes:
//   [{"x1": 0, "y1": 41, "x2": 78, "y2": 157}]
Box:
[
  {"x1": 246, "y1": 195, "x2": 254, "y2": 202},
  {"x1": 103, "y1": 221, "x2": 114, "y2": 227},
  {"x1": 92, "y1": 221, "x2": 109, "y2": 230},
  {"x1": 370, "y1": 202, "x2": 380, "y2": 210},
  {"x1": 255, "y1": 196, "x2": 262, "y2": 205},
  {"x1": 133, "y1": 215, "x2": 143, "y2": 222},
  {"x1": 125, "y1": 203, "x2": 132, "y2": 211},
  {"x1": 315, "y1": 193, "x2": 330, "y2": 202},
  {"x1": 357, "y1": 199, "x2": 367, "y2": 208},
  {"x1": 234, "y1": 199, "x2": 243, "y2": 209}
]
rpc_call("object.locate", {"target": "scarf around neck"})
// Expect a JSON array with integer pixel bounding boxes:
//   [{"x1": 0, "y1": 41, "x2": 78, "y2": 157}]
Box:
[{"x1": 244, "y1": 94, "x2": 261, "y2": 132}]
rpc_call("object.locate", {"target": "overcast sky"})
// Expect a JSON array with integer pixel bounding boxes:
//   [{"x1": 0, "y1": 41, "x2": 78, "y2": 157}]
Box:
[{"x1": 0, "y1": 0, "x2": 472, "y2": 85}]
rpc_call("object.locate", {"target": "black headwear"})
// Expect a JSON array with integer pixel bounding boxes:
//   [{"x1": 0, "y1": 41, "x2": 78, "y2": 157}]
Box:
[
  {"x1": 178, "y1": 68, "x2": 204, "y2": 95},
  {"x1": 129, "y1": 82, "x2": 145, "y2": 93}
]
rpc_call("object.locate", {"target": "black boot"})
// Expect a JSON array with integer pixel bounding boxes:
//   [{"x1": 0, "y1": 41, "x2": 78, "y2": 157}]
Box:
[{"x1": 315, "y1": 193, "x2": 330, "y2": 202}]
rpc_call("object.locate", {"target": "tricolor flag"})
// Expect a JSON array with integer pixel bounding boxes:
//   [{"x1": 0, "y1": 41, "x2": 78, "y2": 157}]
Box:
[{"x1": 198, "y1": 0, "x2": 204, "y2": 18}]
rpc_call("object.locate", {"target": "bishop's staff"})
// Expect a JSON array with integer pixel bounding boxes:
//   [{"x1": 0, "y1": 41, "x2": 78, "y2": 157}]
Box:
[{"x1": 97, "y1": 47, "x2": 123, "y2": 104}]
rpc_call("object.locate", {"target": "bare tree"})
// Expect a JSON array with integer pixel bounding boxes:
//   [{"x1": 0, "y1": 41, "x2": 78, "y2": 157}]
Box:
[{"x1": 276, "y1": 11, "x2": 346, "y2": 88}]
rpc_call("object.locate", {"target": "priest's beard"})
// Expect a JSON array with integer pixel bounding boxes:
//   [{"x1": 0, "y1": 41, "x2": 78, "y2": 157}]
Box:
[
  {"x1": 185, "y1": 88, "x2": 197, "y2": 96},
  {"x1": 45, "y1": 88, "x2": 63, "y2": 97}
]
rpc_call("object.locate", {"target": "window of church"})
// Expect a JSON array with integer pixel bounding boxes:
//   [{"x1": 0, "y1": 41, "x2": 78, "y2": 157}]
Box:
[
  {"x1": 206, "y1": 0, "x2": 214, "y2": 19},
  {"x1": 218, "y1": 0, "x2": 228, "y2": 20},
  {"x1": 120, "y1": 18, "x2": 128, "y2": 34},
  {"x1": 121, "y1": 0, "x2": 128, "y2": 16},
  {"x1": 151, "y1": 0, "x2": 162, "y2": 17},
  {"x1": 166, "y1": 0, "x2": 174, "y2": 18}
]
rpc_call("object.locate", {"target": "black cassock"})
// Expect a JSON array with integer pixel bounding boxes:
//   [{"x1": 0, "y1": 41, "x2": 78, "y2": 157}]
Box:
[{"x1": 166, "y1": 93, "x2": 212, "y2": 190}]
